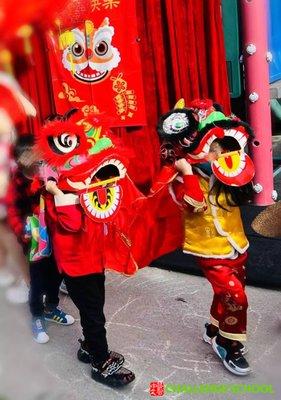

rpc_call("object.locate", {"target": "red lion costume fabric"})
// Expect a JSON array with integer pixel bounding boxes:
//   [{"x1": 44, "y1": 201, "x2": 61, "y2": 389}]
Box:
[{"x1": 37, "y1": 112, "x2": 182, "y2": 277}]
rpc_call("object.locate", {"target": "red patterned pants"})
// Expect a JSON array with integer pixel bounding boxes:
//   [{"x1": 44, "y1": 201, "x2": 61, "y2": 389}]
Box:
[{"x1": 196, "y1": 252, "x2": 248, "y2": 341}]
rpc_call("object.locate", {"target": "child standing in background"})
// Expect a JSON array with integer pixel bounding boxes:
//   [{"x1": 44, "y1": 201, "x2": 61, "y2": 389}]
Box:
[
  {"x1": 0, "y1": 133, "x2": 30, "y2": 302},
  {"x1": 158, "y1": 99, "x2": 255, "y2": 376},
  {"x1": 0, "y1": 134, "x2": 17, "y2": 287},
  {"x1": 7, "y1": 135, "x2": 74, "y2": 343},
  {"x1": 0, "y1": 72, "x2": 37, "y2": 302}
]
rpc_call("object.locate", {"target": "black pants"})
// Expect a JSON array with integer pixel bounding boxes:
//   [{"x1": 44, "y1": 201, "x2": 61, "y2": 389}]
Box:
[
  {"x1": 64, "y1": 273, "x2": 108, "y2": 364},
  {"x1": 29, "y1": 255, "x2": 62, "y2": 317}
]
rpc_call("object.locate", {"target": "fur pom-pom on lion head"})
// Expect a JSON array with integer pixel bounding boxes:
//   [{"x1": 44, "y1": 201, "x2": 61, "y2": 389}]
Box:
[{"x1": 36, "y1": 119, "x2": 90, "y2": 168}]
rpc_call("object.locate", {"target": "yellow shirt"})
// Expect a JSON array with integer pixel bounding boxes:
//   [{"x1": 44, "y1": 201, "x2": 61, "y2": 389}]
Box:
[{"x1": 181, "y1": 172, "x2": 249, "y2": 258}]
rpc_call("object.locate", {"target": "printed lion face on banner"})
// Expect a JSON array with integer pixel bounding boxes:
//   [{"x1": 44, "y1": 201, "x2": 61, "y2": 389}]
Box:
[{"x1": 59, "y1": 18, "x2": 121, "y2": 84}]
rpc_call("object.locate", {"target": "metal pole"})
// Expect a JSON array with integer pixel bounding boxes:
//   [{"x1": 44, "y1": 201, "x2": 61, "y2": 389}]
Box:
[{"x1": 240, "y1": 0, "x2": 274, "y2": 205}]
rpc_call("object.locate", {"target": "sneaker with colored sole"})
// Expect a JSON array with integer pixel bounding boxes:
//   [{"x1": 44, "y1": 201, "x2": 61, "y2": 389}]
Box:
[
  {"x1": 203, "y1": 323, "x2": 247, "y2": 355},
  {"x1": 44, "y1": 307, "x2": 75, "y2": 325},
  {"x1": 32, "y1": 317, "x2": 49, "y2": 344},
  {"x1": 212, "y1": 336, "x2": 251, "y2": 376}
]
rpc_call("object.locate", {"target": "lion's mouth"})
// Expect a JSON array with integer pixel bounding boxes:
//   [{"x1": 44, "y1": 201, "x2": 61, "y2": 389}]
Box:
[
  {"x1": 212, "y1": 150, "x2": 246, "y2": 178},
  {"x1": 195, "y1": 128, "x2": 247, "y2": 156},
  {"x1": 74, "y1": 65, "x2": 108, "y2": 83},
  {"x1": 77, "y1": 159, "x2": 126, "y2": 221},
  {"x1": 66, "y1": 158, "x2": 126, "y2": 191}
]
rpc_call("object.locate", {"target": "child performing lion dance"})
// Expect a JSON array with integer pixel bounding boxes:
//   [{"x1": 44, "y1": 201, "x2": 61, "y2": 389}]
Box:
[
  {"x1": 35, "y1": 110, "x2": 182, "y2": 387},
  {"x1": 157, "y1": 99, "x2": 255, "y2": 376}
]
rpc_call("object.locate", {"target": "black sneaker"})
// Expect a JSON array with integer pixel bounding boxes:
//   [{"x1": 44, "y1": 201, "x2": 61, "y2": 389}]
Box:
[
  {"x1": 212, "y1": 336, "x2": 251, "y2": 376},
  {"x1": 91, "y1": 354, "x2": 135, "y2": 387},
  {"x1": 77, "y1": 339, "x2": 125, "y2": 366},
  {"x1": 203, "y1": 323, "x2": 247, "y2": 355}
]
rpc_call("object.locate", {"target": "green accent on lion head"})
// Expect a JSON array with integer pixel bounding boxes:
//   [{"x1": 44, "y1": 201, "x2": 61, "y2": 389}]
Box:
[
  {"x1": 198, "y1": 111, "x2": 229, "y2": 131},
  {"x1": 89, "y1": 137, "x2": 113, "y2": 155}
]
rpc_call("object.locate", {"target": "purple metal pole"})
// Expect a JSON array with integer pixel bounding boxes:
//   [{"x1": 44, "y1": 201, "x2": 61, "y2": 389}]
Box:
[{"x1": 240, "y1": 0, "x2": 274, "y2": 205}]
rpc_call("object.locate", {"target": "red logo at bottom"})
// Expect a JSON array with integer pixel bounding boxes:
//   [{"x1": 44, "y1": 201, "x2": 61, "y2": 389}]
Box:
[{"x1": 150, "y1": 381, "x2": 165, "y2": 397}]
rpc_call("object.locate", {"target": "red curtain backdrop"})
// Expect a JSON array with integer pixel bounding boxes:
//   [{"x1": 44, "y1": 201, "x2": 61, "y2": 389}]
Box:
[
  {"x1": 14, "y1": 30, "x2": 55, "y2": 134},
  {"x1": 15, "y1": 0, "x2": 230, "y2": 188},
  {"x1": 117, "y1": 0, "x2": 231, "y2": 188}
]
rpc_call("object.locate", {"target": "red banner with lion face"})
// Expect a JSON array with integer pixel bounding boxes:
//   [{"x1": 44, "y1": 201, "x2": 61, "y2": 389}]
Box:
[{"x1": 46, "y1": 0, "x2": 146, "y2": 127}]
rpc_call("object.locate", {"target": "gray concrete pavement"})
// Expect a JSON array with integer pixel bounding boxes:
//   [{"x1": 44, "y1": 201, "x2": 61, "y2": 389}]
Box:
[{"x1": 0, "y1": 267, "x2": 280, "y2": 400}]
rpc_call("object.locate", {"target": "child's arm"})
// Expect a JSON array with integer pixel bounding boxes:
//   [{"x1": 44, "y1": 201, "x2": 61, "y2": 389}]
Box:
[
  {"x1": 174, "y1": 158, "x2": 206, "y2": 211},
  {"x1": 149, "y1": 164, "x2": 178, "y2": 195},
  {"x1": 45, "y1": 180, "x2": 64, "y2": 196},
  {"x1": 46, "y1": 180, "x2": 83, "y2": 232}
]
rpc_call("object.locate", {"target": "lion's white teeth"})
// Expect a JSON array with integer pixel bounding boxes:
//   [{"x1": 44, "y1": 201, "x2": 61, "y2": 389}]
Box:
[
  {"x1": 85, "y1": 177, "x2": 91, "y2": 186},
  {"x1": 66, "y1": 179, "x2": 86, "y2": 190}
]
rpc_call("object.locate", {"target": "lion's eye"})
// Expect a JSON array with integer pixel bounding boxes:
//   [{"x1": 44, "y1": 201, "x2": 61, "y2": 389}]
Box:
[
  {"x1": 163, "y1": 113, "x2": 189, "y2": 134},
  {"x1": 49, "y1": 133, "x2": 79, "y2": 154},
  {"x1": 71, "y1": 42, "x2": 84, "y2": 57},
  {"x1": 95, "y1": 40, "x2": 109, "y2": 56}
]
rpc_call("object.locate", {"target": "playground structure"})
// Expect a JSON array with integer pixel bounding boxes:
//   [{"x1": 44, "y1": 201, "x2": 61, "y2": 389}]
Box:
[{"x1": 223, "y1": 0, "x2": 281, "y2": 206}]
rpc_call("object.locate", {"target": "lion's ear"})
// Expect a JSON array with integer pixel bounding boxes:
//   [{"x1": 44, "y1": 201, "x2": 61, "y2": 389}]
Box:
[
  {"x1": 174, "y1": 98, "x2": 185, "y2": 109},
  {"x1": 59, "y1": 31, "x2": 75, "y2": 50}
]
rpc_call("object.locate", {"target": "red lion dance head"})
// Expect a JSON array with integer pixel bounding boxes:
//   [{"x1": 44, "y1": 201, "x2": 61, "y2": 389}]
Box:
[{"x1": 37, "y1": 111, "x2": 130, "y2": 222}]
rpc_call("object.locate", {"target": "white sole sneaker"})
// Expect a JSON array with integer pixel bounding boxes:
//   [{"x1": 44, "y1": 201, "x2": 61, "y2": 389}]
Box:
[
  {"x1": 212, "y1": 337, "x2": 251, "y2": 376},
  {"x1": 33, "y1": 332, "x2": 50, "y2": 344},
  {"x1": 203, "y1": 330, "x2": 212, "y2": 345}
]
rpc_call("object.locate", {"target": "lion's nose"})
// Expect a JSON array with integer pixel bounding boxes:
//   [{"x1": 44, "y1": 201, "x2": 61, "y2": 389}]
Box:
[{"x1": 86, "y1": 48, "x2": 93, "y2": 59}]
